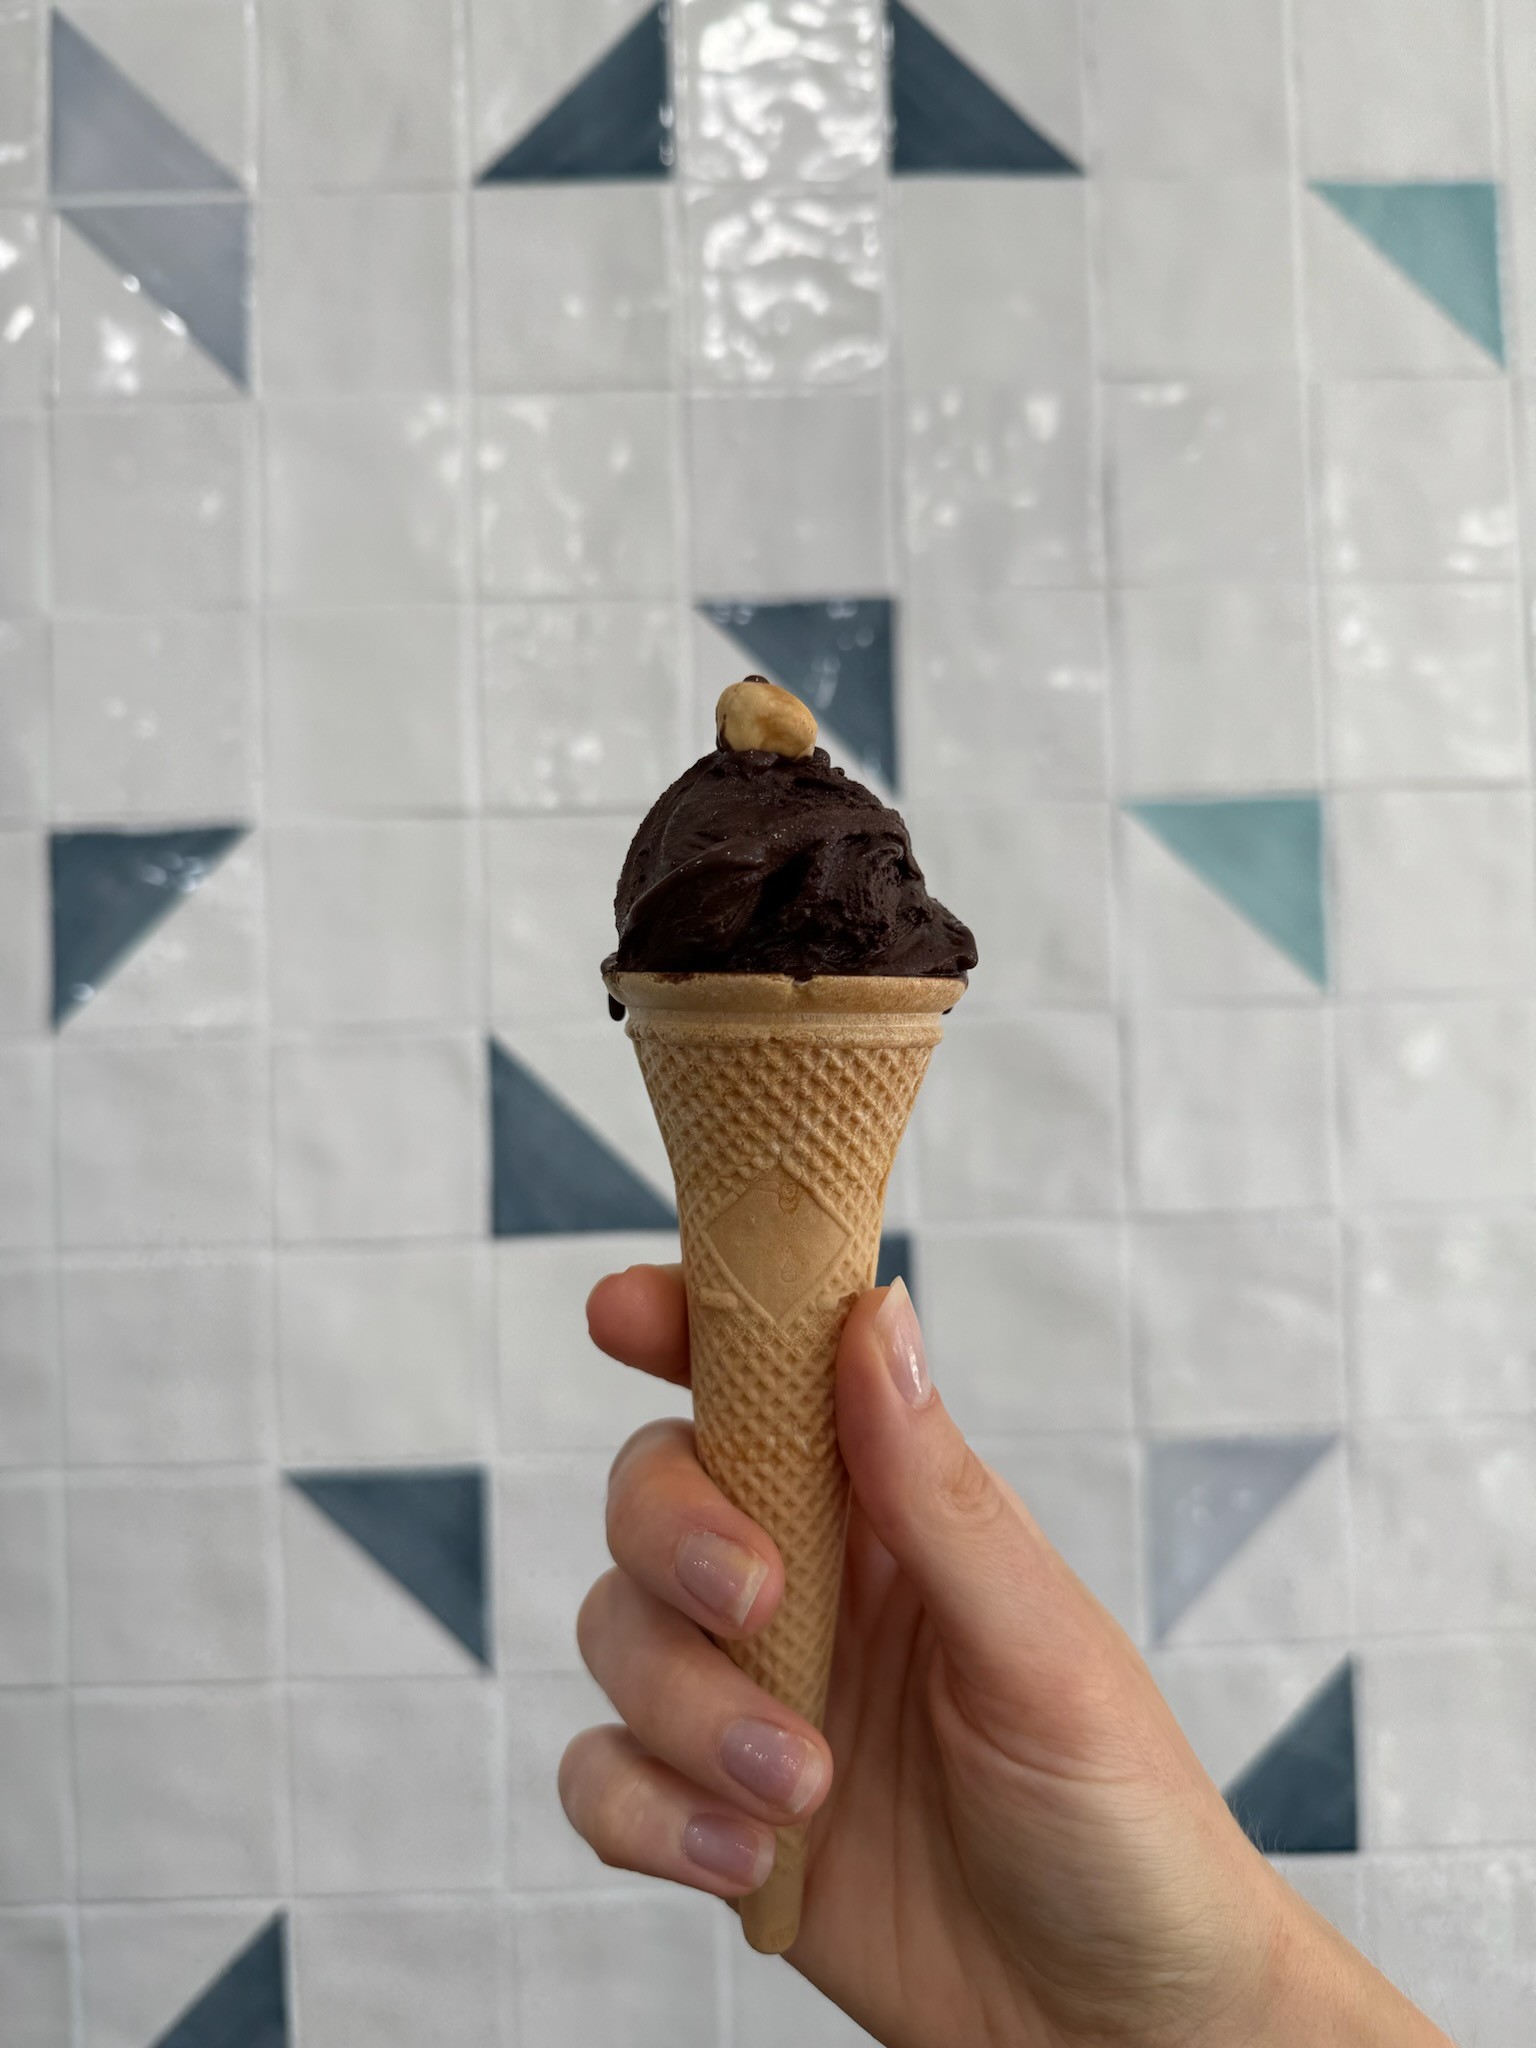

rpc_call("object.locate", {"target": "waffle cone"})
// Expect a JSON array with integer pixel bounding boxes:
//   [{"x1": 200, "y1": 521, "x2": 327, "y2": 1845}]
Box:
[{"x1": 606, "y1": 971, "x2": 963, "y2": 1953}]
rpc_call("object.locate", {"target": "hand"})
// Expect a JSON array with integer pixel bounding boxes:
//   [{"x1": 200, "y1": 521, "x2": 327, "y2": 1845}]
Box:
[{"x1": 563, "y1": 1267, "x2": 1450, "y2": 2048}]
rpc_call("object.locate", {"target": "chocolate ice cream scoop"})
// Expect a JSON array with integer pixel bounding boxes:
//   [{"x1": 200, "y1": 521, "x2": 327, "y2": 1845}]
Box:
[{"x1": 606, "y1": 678, "x2": 977, "y2": 982}]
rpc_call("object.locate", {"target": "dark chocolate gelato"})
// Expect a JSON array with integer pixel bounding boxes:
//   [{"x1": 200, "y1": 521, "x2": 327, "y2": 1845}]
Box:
[{"x1": 606, "y1": 684, "x2": 976, "y2": 982}]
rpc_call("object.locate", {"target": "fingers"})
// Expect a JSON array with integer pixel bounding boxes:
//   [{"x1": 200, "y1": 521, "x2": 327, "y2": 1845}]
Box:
[
  {"x1": 586, "y1": 1265, "x2": 690, "y2": 1385},
  {"x1": 559, "y1": 1724, "x2": 776, "y2": 1897},
  {"x1": 578, "y1": 1568, "x2": 831, "y2": 1827},
  {"x1": 607, "y1": 1419, "x2": 782, "y2": 1638}
]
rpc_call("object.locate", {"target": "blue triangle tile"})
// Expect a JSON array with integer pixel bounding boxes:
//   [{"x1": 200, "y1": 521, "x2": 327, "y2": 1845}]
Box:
[
  {"x1": 875, "y1": 1230, "x2": 913, "y2": 1296},
  {"x1": 489, "y1": 1039, "x2": 675, "y2": 1237},
  {"x1": 478, "y1": 3, "x2": 670, "y2": 182},
  {"x1": 1315, "y1": 181, "x2": 1503, "y2": 364},
  {"x1": 700, "y1": 599, "x2": 899, "y2": 788},
  {"x1": 50, "y1": 826, "x2": 246, "y2": 1028},
  {"x1": 1148, "y1": 1436, "x2": 1335, "y2": 1642},
  {"x1": 155, "y1": 1915, "x2": 287, "y2": 2048},
  {"x1": 61, "y1": 200, "x2": 249, "y2": 384},
  {"x1": 888, "y1": 0, "x2": 1081, "y2": 176},
  {"x1": 288, "y1": 1468, "x2": 490, "y2": 1667},
  {"x1": 1127, "y1": 796, "x2": 1328, "y2": 987},
  {"x1": 1225, "y1": 1660, "x2": 1357, "y2": 1856},
  {"x1": 51, "y1": 12, "x2": 241, "y2": 196}
]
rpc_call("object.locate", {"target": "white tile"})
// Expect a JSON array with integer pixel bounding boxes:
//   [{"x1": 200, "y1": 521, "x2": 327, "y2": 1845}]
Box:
[
  {"x1": 51, "y1": 615, "x2": 257, "y2": 821},
  {"x1": 732, "y1": 1938, "x2": 876, "y2": 2047},
  {"x1": 505, "y1": 1667, "x2": 649, "y2": 1892},
  {"x1": 481, "y1": 602, "x2": 687, "y2": 813},
  {"x1": 73, "y1": 1688, "x2": 282, "y2": 1899},
  {"x1": 1091, "y1": 0, "x2": 1289, "y2": 173},
  {"x1": 1316, "y1": 380, "x2": 1515, "y2": 580},
  {"x1": 1163, "y1": 1447, "x2": 1352, "y2": 1646},
  {"x1": 293, "y1": 1902, "x2": 501, "y2": 2048},
  {"x1": 1132, "y1": 1009, "x2": 1333, "y2": 1212},
  {"x1": 478, "y1": 394, "x2": 678, "y2": 600},
  {"x1": 904, "y1": 382, "x2": 1097, "y2": 594},
  {"x1": 265, "y1": 399, "x2": 468, "y2": 605},
  {"x1": 1334, "y1": 791, "x2": 1536, "y2": 993},
  {"x1": 278, "y1": 1244, "x2": 493, "y2": 1462},
  {"x1": 0, "y1": 619, "x2": 48, "y2": 820},
  {"x1": 498, "y1": 1457, "x2": 610, "y2": 1671},
  {"x1": 1337, "y1": 1000, "x2": 1536, "y2": 1203},
  {"x1": 0, "y1": 1477, "x2": 62, "y2": 1683},
  {"x1": 472, "y1": 185, "x2": 672, "y2": 392},
  {"x1": 511, "y1": 1895, "x2": 717, "y2": 2048},
  {"x1": 0, "y1": 416, "x2": 43, "y2": 610},
  {"x1": 1350, "y1": 1215, "x2": 1536, "y2": 1419},
  {"x1": 1106, "y1": 380, "x2": 1308, "y2": 583},
  {"x1": 52, "y1": 408, "x2": 250, "y2": 612},
  {"x1": 57, "y1": 1039, "x2": 270, "y2": 1250},
  {"x1": 54, "y1": 221, "x2": 236, "y2": 407},
  {"x1": 0, "y1": 10, "x2": 44, "y2": 200},
  {"x1": 267, "y1": 821, "x2": 478, "y2": 1028},
  {"x1": 1360, "y1": 1851, "x2": 1536, "y2": 2044},
  {"x1": 685, "y1": 186, "x2": 884, "y2": 388},
  {"x1": 1303, "y1": 188, "x2": 1499, "y2": 377},
  {"x1": 80, "y1": 1905, "x2": 275, "y2": 2048},
  {"x1": 1133, "y1": 1221, "x2": 1344, "y2": 1432},
  {"x1": 266, "y1": 610, "x2": 471, "y2": 817},
  {"x1": 290, "y1": 1680, "x2": 498, "y2": 1893},
  {"x1": 897, "y1": 181, "x2": 1087, "y2": 385},
  {"x1": 981, "y1": 1435, "x2": 1140, "y2": 1637},
  {"x1": 497, "y1": 1235, "x2": 690, "y2": 1456},
  {"x1": 486, "y1": 814, "x2": 635, "y2": 1026},
  {"x1": 0, "y1": 1911, "x2": 71, "y2": 2048},
  {"x1": 0, "y1": 207, "x2": 46, "y2": 404},
  {"x1": 1326, "y1": 584, "x2": 1528, "y2": 783},
  {"x1": 691, "y1": 391, "x2": 889, "y2": 595},
  {"x1": 260, "y1": 195, "x2": 458, "y2": 395},
  {"x1": 902, "y1": 587, "x2": 1109, "y2": 802},
  {"x1": 1099, "y1": 180, "x2": 1297, "y2": 376},
  {"x1": 0, "y1": 829, "x2": 44, "y2": 1031},
  {"x1": 61, "y1": 1255, "x2": 273, "y2": 1463},
  {"x1": 1505, "y1": 0, "x2": 1536, "y2": 372},
  {"x1": 273, "y1": 1034, "x2": 484, "y2": 1243},
  {"x1": 0, "y1": 1695, "x2": 70, "y2": 1902},
  {"x1": 1361, "y1": 1638, "x2": 1536, "y2": 1846},
  {"x1": 919, "y1": 1226, "x2": 1131, "y2": 1432},
  {"x1": 1123, "y1": 820, "x2": 1321, "y2": 1004},
  {"x1": 920, "y1": 1013, "x2": 1122, "y2": 1220},
  {"x1": 910, "y1": 802, "x2": 1111, "y2": 1005},
  {"x1": 922, "y1": 0, "x2": 1084, "y2": 163},
  {"x1": 261, "y1": 0, "x2": 460, "y2": 187},
  {"x1": 0, "y1": 1044, "x2": 52, "y2": 1250},
  {"x1": 675, "y1": 0, "x2": 885, "y2": 185},
  {"x1": 0, "y1": 1263, "x2": 59, "y2": 1465},
  {"x1": 1295, "y1": 0, "x2": 1494, "y2": 175},
  {"x1": 283, "y1": 1489, "x2": 481, "y2": 1682},
  {"x1": 1354, "y1": 1425, "x2": 1536, "y2": 1633}
]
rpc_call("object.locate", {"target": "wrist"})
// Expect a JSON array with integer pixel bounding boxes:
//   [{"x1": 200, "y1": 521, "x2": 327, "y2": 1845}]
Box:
[{"x1": 1240, "y1": 1871, "x2": 1452, "y2": 2048}]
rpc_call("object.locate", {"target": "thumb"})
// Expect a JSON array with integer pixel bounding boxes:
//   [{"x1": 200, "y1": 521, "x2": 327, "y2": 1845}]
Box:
[{"x1": 835, "y1": 1280, "x2": 1109, "y2": 1705}]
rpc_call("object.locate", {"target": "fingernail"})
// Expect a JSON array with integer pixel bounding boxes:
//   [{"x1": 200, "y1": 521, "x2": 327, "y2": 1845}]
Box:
[
  {"x1": 674, "y1": 1531, "x2": 768, "y2": 1626},
  {"x1": 721, "y1": 1718, "x2": 827, "y2": 1816},
  {"x1": 875, "y1": 1277, "x2": 930, "y2": 1407},
  {"x1": 683, "y1": 1812, "x2": 775, "y2": 1887}
]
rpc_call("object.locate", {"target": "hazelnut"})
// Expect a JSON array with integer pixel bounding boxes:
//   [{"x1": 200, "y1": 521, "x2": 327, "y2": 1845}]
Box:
[{"x1": 716, "y1": 677, "x2": 818, "y2": 759}]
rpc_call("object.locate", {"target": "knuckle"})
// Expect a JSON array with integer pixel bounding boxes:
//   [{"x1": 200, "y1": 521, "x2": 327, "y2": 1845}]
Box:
[
  {"x1": 574, "y1": 1568, "x2": 623, "y2": 1670},
  {"x1": 589, "y1": 1764, "x2": 652, "y2": 1868},
  {"x1": 935, "y1": 1437, "x2": 1004, "y2": 1529}
]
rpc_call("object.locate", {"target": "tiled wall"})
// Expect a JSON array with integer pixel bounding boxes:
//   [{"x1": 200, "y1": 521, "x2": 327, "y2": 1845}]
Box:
[{"x1": 3, "y1": 1, "x2": 1536, "y2": 2042}]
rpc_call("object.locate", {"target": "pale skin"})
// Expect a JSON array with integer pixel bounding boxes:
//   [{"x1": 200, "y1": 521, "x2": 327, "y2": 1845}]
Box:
[{"x1": 562, "y1": 1266, "x2": 1452, "y2": 2048}]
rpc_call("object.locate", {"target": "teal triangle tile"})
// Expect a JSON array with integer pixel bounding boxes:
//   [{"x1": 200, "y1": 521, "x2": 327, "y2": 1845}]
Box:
[
  {"x1": 1315, "y1": 181, "x2": 1503, "y2": 364},
  {"x1": 155, "y1": 1915, "x2": 287, "y2": 2048},
  {"x1": 1225, "y1": 1660, "x2": 1357, "y2": 1856},
  {"x1": 700, "y1": 599, "x2": 899, "y2": 787},
  {"x1": 288, "y1": 1468, "x2": 490, "y2": 1667},
  {"x1": 875, "y1": 1230, "x2": 913, "y2": 1296},
  {"x1": 888, "y1": 0, "x2": 1081, "y2": 176},
  {"x1": 50, "y1": 826, "x2": 246, "y2": 1028},
  {"x1": 478, "y1": 3, "x2": 671, "y2": 182},
  {"x1": 1147, "y1": 1436, "x2": 1335, "y2": 1641},
  {"x1": 489, "y1": 1039, "x2": 675, "y2": 1236},
  {"x1": 1127, "y1": 796, "x2": 1328, "y2": 986},
  {"x1": 51, "y1": 13, "x2": 241, "y2": 196},
  {"x1": 61, "y1": 201, "x2": 249, "y2": 384}
]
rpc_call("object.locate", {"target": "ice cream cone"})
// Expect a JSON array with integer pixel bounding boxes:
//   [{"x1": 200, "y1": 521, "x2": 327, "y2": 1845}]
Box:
[{"x1": 605, "y1": 970, "x2": 964, "y2": 1953}]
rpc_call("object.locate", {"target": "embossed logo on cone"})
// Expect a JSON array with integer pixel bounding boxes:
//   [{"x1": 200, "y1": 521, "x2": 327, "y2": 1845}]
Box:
[{"x1": 703, "y1": 1168, "x2": 850, "y2": 1324}]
